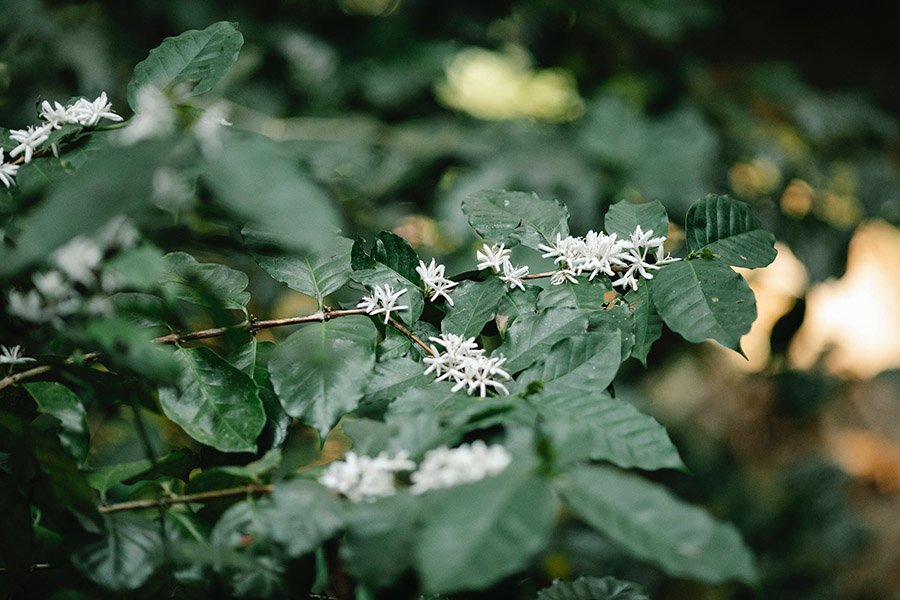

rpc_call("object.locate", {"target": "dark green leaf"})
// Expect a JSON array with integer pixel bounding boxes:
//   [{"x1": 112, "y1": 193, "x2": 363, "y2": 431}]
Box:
[
  {"x1": 269, "y1": 479, "x2": 344, "y2": 556},
  {"x1": 341, "y1": 493, "x2": 420, "y2": 587},
  {"x1": 209, "y1": 499, "x2": 285, "y2": 597},
  {"x1": 365, "y1": 356, "x2": 431, "y2": 402},
  {"x1": 104, "y1": 244, "x2": 166, "y2": 291},
  {"x1": 537, "y1": 576, "x2": 650, "y2": 600},
  {"x1": 649, "y1": 260, "x2": 756, "y2": 353},
  {"x1": 373, "y1": 231, "x2": 422, "y2": 285},
  {"x1": 72, "y1": 513, "x2": 163, "y2": 591},
  {"x1": 84, "y1": 317, "x2": 182, "y2": 382},
  {"x1": 604, "y1": 199, "x2": 669, "y2": 239},
  {"x1": 161, "y1": 251, "x2": 250, "y2": 310},
  {"x1": 24, "y1": 381, "x2": 89, "y2": 464},
  {"x1": 537, "y1": 279, "x2": 612, "y2": 311},
  {"x1": 496, "y1": 308, "x2": 589, "y2": 372},
  {"x1": 560, "y1": 465, "x2": 758, "y2": 584},
  {"x1": 85, "y1": 459, "x2": 153, "y2": 495},
  {"x1": 515, "y1": 331, "x2": 621, "y2": 395},
  {"x1": 441, "y1": 278, "x2": 506, "y2": 338},
  {"x1": 351, "y1": 237, "x2": 425, "y2": 323},
  {"x1": 685, "y1": 194, "x2": 777, "y2": 268},
  {"x1": 127, "y1": 21, "x2": 244, "y2": 109},
  {"x1": 462, "y1": 189, "x2": 569, "y2": 250},
  {"x1": 268, "y1": 316, "x2": 377, "y2": 437},
  {"x1": 250, "y1": 236, "x2": 353, "y2": 307},
  {"x1": 625, "y1": 283, "x2": 662, "y2": 366},
  {"x1": 159, "y1": 347, "x2": 265, "y2": 453}
]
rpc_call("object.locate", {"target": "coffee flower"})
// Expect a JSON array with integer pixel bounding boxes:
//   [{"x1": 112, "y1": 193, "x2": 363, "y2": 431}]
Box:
[
  {"x1": 9, "y1": 125, "x2": 52, "y2": 163},
  {"x1": 319, "y1": 451, "x2": 415, "y2": 502},
  {"x1": 423, "y1": 333, "x2": 511, "y2": 397},
  {"x1": 475, "y1": 243, "x2": 511, "y2": 272},
  {"x1": 0, "y1": 345, "x2": 37, "y2": 366},
  {"x1": 0, "y1": 149, "x2": 19, "y2": 188},
  {"x1": 357, "y1": 283, "x2": 409, "y2": 324},
  {"x1": 410, "y1": 441, "x2": 512, "y2": 494},
  {"x1": 416, "y1": 258, "x2": 458, "y2": 305}
]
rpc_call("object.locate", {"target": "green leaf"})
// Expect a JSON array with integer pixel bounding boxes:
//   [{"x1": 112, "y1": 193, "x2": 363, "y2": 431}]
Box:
[
  {"x1": 365, "y1": 356, "x2": 431, "y2": 402},
  {"x1": 72, "y1": 513, "x2": 163, "y2": 591},
  {"x1": 372, "y1": 231, "x2": 422, "y2": 285},
  {"x1": 496, "y1": 308, "x2": 589, "y2": 372},
  {"x1": 341, "y1": 493, "x2": 420, "y2": 587},
  {"x1": 537, "y1": 279, "x2": 612, "y2": 311},
  {"x1": 161, "y1": 251, "x2": 250, "y2": 310},
  {"x1": 537, "y1": 576, "x2": 650, "y2": 600},
  {"x1": 127, "y1": 21, "x2": 243, "y2": 109},
  {"x1": 414, "y1": 463, "x2": 557, "y2": 593},
  {"x1": 24, "y1": 382, "x2": 89, "y2": 464},
  {"x1": 649, "y1": 260, "x2": 756, "y2": 353},
  {"x1": 441, "y1": 278, "x2": 506, "y2": 338},
  {"x1": 560, "y1": 465, "x2": 758, "y2": 584},
  {"x1": 268, "y1": 316, "x2": 377, "y2": 437},
  {"x1": 249, "y1": 236, "x2": 353, "y2": 307},
  {"x1": 85, "y1": 459, "x2": 153, "y2": 495},
  {"x1": 685, "y1": 194, "x2": 777, "y2": 268},
  {"x1": 104, "y1": 243, "x2": 166, "y2": 291},
  {"x1": 604, "y1": 199, "x2": 669, "y2": 239},
  {"x1": 159, "y1": 347, "x2": 265, "y2": 453},
  {"x1": 269, "y1": 479, "x2": 344, "y2": 557},
  {"x1": 209, "y1": 499, "x2": 285, "y2": 597},
  {"x1": 625, "y1": 283, "x2": 662, "y2": 366},
  {"x1": 515, "y1": 331, "x2": 621, "y2": 395},
  {"x1": 350, "y1": 238, "x2": 425, "y2": 324},
  {"x1": 535, "y1": 391, "x2": 683, "y2": 471},
  {"x1": 462, "y1": 189, "x2": 569, "y2": 250},
  {"x1": 84, "y1": 317, "x2": 182, "y2": 382},
  {"x1": 204, "y1": 134, "x2": 342, "y2": 253}
]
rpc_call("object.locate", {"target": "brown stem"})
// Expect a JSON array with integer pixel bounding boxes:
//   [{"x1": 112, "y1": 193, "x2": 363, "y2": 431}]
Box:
[
  {"x1": 388, "y1": 317, "x2": 436, "y2": 356},
  {"x1": 98, "y1": 484, "x2": 273, "y2": 514},
  {"x1": 522, "y1": 271, "x2": 556, "y2": 280},
  {"x1": 0, "y1": 352, "x2": 102, "y2": 391}
]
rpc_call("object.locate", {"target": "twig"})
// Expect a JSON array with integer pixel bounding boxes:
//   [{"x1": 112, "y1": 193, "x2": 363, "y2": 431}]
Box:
[
  {"x1": 98, "y1": 484, "x2": 273, "y2": 514},
  {"x1": 388, "y1": 317, "x2": 436, "y2": 356},
  {"x1": 0, "y1": 352, "x2": 102, "y2": 391},
  {"x1": 522, "y1": 271, "x2": 556, "y2": 280}
]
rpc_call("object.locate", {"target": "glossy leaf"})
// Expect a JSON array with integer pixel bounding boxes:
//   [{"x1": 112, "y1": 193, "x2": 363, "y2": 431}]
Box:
[
  {"x1": 604, "y1": 199, "x2": 668, "y2": 239},
  {"x1": 497, "y1": 308, "x2": 589, "y2": 372},
  {"x1": 649, "y1": 259, "x2": 756, "y2": 353},
  {"x1": 365, "y1": 356, "x2": 431, "y2": 402},
  {"x1": 515, "y1": 331, "x2": 621, "y2": 395},
  {"x1": 685, "y1": 194, "x2": 777, "y2": 268},
  {"x1": 537, "y1": 576, "x2": 650, "y2": 600},
  {"x1": 159, "y1": 347, "x2": 265, "y2": 453},
  {"x1": 351, "y1": 237, "x2": 425, "y2": 323},
  {"x1": 441, "y1": 278, "x2": 506, "y2": 338},
  {"x1": 24, "y1": 381, "x2": 90, "y2": 464},
  {"x1": 161, "y1": 251, "x2": 250, "y2": 310},
  {"x1": 72, "y1": 513, "x2": 163, "y2": 591},
  {"x1": 462, "y1": 189, "x2": 569, "y2": 250},
  {"x1": 127, "y1": 21, "x2": 243, "y2": 109},
  {"x1": 560, "y1": 465, "x2": 758, "y2": 584},
  {"x1": 250, "y1": 236, "x2": 353, "y2": 307},
  {"x1": 268, "y1": 316, "x2": 377, "y2": 437}
]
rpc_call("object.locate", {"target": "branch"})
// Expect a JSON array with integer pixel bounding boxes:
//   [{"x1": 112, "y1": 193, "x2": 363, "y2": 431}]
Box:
[
  {"x1": 98, "y1": 484, "x2": 273, "y2": 514},
  {"x1": 388, "y1": 317, "x2": 436, "y2": 356}
]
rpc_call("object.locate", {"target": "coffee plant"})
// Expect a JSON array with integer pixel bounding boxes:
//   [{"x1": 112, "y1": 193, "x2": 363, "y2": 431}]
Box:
[{"x1": 0, "y1": 22, "x2": 777, "y2": 599}]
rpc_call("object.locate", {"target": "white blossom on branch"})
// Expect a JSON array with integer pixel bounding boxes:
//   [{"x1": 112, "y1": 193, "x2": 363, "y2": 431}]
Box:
[
  {"x1": 410, "y1": 441, "x2": 512, "y2": 494},
  {"x1": 357, "y1": 283, "x2": 409, "y2": 324}
]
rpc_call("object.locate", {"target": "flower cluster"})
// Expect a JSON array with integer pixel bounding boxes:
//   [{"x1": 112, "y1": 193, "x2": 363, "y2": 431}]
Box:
[
  {"x1": 0, "y1": 345, "x2": 36, "y2": 367},
  {"x1": 319, "y1": 441, "x2": 512, "y2": 501},
  {"x1": 538, "y1": 225, "x2": 679, "y2": 291},
  {"x1": 0, "y1": 92, "x2": 123, "y2": 188},
  {"x1": 7, "y1": 216, "x2": 139, "y2": 324},
  {"x1": 423, "y1": 333, "x2": 512, "y2": 397},
  {"x1": 318, "y1": 451, "x2": 416, "y2": 502},
  {"x1": 416, "y1": 258, "x2": 458, "y2": 305},
  {"x1": 410, "y1": 441, "x2": 513, "y2": 494},
  {"x1": 476, "y1": 243, "x2": 529, "y2": 291},
  {"x1": 356, "y1": 283, "x2": 409, "y2": 324}
]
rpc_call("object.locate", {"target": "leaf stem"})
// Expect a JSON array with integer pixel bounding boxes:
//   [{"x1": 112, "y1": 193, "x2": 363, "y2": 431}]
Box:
[{"x1": 388, "y1": 317, "x2": 436, "y2": 356}]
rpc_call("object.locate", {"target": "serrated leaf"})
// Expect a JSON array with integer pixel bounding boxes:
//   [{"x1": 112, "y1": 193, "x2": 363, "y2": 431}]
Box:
[
  {"x1": 536, "y1": 391, "x2": 683, "y2": 471},
  {"x1": 685, "y1": 194, "x2": 777, "y2": 268},
  {"x1": 365, "y1": 356, "x2": 431, "y2": 402},
  {"x1": 462, "y1": 189, "x2": 569, "y2": 250},
  {"x1": 560, "y1": 465, "x2": 758, "y2": 584},
  {"x1": 414, "y1": 463, "x2": 557, "y2": 594},
  {"x1": 268, "y1": 316, "x2": 377, "y2": 437},
  {"x1": 537, "y1": 576, "x2": 650, "y2": 600},
  {"x1": 649, "y1": 260, "x2": 756, "y2": 352},
  {"x1": 24, "y1": 382, "x2": 89, "y2": 464},
  {"x1": 159, "y1": 347, "x2": 265, "y2": 453},
  {"x1": 127, "y1": 21, "x2": 243, "y2": 109},
  {"x1": 269, "y1": 479, "x2": 344, "y2": 557},
  {"x1": 604, "y1": 200, "x2": 668, "y2": 239},
  {"x1": 249, "y1": 236, "x2": 353, "y2": 307},
  {"x1": 72, "y1": 513, "x2": 163, "y2": 591},
  {"x1": 441, "y1": 278, "x2": 506, "y2": 338},
  {"x1": 496, "y1": 308, "x2": 589, "y2": 372},
  {"x1": 161, "y1": 251, "x2": 250, "y2": 310},
  {"x1": 625, "y1": 283, "x2": 662, "y2": 366},
  {"x1": 341, "y1": 493, "x2": 419, "y2": 587},
  {"x1": 204, "y1": 134, "x2": 341, "y2": 253}
]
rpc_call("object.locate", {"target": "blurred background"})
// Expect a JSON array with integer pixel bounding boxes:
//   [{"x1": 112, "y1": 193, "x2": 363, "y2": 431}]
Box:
[{"x1": 2, "y1": 1, "x2": 899, "y2": 598}]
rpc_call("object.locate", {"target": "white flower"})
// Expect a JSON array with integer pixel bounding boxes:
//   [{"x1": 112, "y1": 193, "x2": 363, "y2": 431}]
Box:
[
  {"x1": 319, "y1": 451, "x2": 416, "y2": 502},
  {"x1": 0, "y1": 345, "x2": 37, "y2": 366},
  {"x1": 416, "y1": 258, "x2": 458, "y2": 305},
  {"x1": 32, "y1": 271, "x2": 71, "y2": 300},
  {"x1": 357, "y1": 283, "x2": 409, "y2": 324},
  {"x1": 9, "y1": 124, "x2": 52, "y2": 163},
  {"x1": 410, "y1": 441, "x2": 512, "y2": 494},
  {"x1": 475, "y1": 243, "x2": 511, "y2": 272},
  {"x1": 498, "y1": 260, "x2": 528, "y2": 291},
  {"x1": 0, "y1": 149, "x2": 19, "y2": 188},
  {"x1": 53, "y1": 237, "x2": 103, "y2": 285},
  {"x1": 611, "y1": 225, "x2": 680, "y2": 291},
  {"x1": 152, "y1": 167, "x2": 195, "y2": 211},
  {"x1": 8, "y1": 290, "x2": 47, "y2": 322},
  {"x1": 68, "y1": 92, "x2": 124, "y2": 127},
  {"x1": 96, "y1": 215, "x2": 139, "y2": 250},
  {"x1": 39, "y1": 100, "x2": 71, "y2": 129},
  {"x1": 423, "y1": 333, "x2": 510, "y2": 397},
  {"x1": 193, "y1": 103, "x2": 232, "y2": 156},
  {"x1": 118, "y1": 86, "x2": 175, "y2": 145}
]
